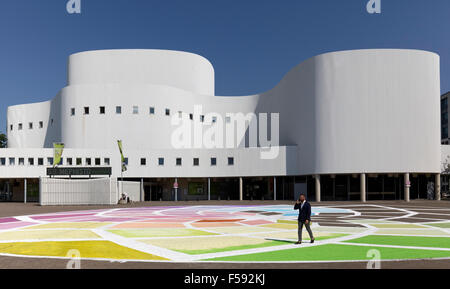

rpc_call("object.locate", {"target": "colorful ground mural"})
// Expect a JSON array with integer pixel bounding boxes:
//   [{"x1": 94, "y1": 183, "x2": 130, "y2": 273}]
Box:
[{"x1": 0, "y1": 204, "x2": 449, "y2": 263}]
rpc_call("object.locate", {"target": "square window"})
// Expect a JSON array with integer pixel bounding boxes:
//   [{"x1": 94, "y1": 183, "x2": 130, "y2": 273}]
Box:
[
  {"x1": 66, "y1": 158, "x2": 73, "y2": 166},
  {"x1": 84, "y1": 107, "x2": 90, "y2": 115},
  {"x1": 76, "y1": 158, "x2": 82, "y2": 166},
  {"x1": 28, "y1": 158, "x2": 34, "y2": 166},
  {"x1": 47, "y1": 157, "x2": 53, "y2": 166},
  {"x1": 86, "y1": 158, "x2": 92, "y2": 166},
  {"x1": 71, "y1": 108, "x2": 75, "y2": 116},
  {"x1": 133, "y1": 106, "x2": 139, "y2": 114},
  {"x1": 116, "y1": 106, "x2": 122, "y2": 114},
  {"x1": 211, "y1": 157, "x2": 217, "y2": 166},
  {"x1": 95, "y1": 158, "x2": 101, "y2": 166},
  {"x1": 100, "y1": 106, "x2": 106, "y2": 114},
  {"x1": 18, "y1": 123, "x2": 23, "y2": 130},
  {"x1": 193, "y1": 158, "x2": 199, "y2": 166},
  {"x1": 165, "y1": 109, "x2": 170, "y2": 116},
  {"x1": 149, "y1": 107, "x2": 155, "y2": 114},
  {"x1": 29, "y1": 123, "x2": 33, "y2": 130},
  {"x1": 176, "y1": 158, "x2": 182, "y2": 166},
  {"x1": 158, "y1": 158, "x2": 164, "y2": 166},
  {"x1": 228, "y1": 157, "x2": 234, "y2": 166},
  {"x1": 0, "y1": 158, "x2": 5, "y2": 166},
  {"x1": 141, "y1": 158, "x2": 146, "y2": 166},
  {"x1": 104, "y1": 158, "x2": 110, "y2": 166},
  {"x1": 39, "y1": 121, "x2": 43, "y2": 128},
  {"x1": 38, "y1": 158, "x2": 44, "y2": 166},
  {"x1": 9, "y1": 158, "x2": 15, "y2": 165},
  {"x1": 18, "y1": 158, "x2": 24, "y2": 166}
]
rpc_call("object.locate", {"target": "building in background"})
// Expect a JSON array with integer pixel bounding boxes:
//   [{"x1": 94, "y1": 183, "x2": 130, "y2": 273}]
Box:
[
  {"x1": 442, "y1": 92, "x2": 450, "y2": 144},
  {"x1": 0, "y1": 49, "x2": 445, "y2": 203}
]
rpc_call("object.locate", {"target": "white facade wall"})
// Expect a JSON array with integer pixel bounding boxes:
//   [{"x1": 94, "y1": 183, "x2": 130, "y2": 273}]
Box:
[{"x1": 4, "y1": 49, "x2": 443, "y2": 178}]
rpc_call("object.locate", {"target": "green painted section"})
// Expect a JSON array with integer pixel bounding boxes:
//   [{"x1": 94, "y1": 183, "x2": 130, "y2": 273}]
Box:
[
  {"x1": 344, "y1": 235, "x2": 450, "y2": 249},
  {"x1": 426, "y1": 223, "x2": 450, "y2": 228},
  {"x1": 178, "y1": 241, "x2": 286, "y2": 255},
  {"x1": 108, "y1": 228, "x2": 217, "y2": 238},
  {"x1": 203, "y1": 244, "x2": 450, "y2": 262}
]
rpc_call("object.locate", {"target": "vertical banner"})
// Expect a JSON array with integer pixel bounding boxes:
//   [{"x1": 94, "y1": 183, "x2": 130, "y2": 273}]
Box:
[
  {"x1": 53, "y1": 143, "x2": 65, "y2": 167},
  {"x1": 117, "y1": 140, "x2": 127, "y2": 172}
]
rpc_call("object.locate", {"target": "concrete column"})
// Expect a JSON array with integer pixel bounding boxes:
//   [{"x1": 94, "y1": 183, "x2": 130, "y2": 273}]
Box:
[
  {"x1": 435, "y1": 174, "x2": 441, "y2": 201},
  {"x1": 24, "y1": 179, "x2": 27, "y2": 204},
  {"x1": 315, "y1": 175, "x2": 321, "y2": 203},
  {"x1": 404, "y1": 173, "x2": 410, "y2": 202},
  {"x1": 140, "y1": 178, "x2": 144, "y2": 202},
  {"x1": 174, "y1": 178, "x2": 178, "y2": 202},
  {"x1": 208, "y1": 178, "x2": 211, "y2": 201},
  {"x1": 239, "y1": 177, "x2": 243, "y2": 201},
  {"x1": 274, "y1": 177, "x2": 277, "y2": 201},
  {"x1": 360, "y1": 174, "x2": 366, "y2": 203}
]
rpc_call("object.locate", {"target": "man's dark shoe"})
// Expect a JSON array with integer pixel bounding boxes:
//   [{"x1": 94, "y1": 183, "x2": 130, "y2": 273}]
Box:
[
  {"x1": 295, "y1": 241, "x2": 302, "y2": 245},
  {"x1": 311, "y1": 239, "x2": 315, "y2": 244}
]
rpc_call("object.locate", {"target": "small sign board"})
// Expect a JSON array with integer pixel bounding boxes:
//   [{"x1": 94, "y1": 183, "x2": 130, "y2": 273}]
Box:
[
  {"x1": 47, "y1": 167, "x2": 112, "y2": 177},
  {"x1": 173, "y1": 182, "x2": 179, "y2": 189}
]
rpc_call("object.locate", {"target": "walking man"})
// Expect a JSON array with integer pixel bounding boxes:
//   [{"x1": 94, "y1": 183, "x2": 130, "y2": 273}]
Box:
[{"x1": 294, "y1": 193, "x2": 315, "y2": 245}]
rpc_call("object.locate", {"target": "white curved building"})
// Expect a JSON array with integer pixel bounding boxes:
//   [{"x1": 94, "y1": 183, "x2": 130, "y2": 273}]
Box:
[{"x1": 0, "y1": 49, "x2": 444, "y2": 202}]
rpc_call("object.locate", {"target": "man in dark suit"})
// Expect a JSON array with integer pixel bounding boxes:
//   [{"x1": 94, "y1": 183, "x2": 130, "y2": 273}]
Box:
[{"x1": 294, "y1": 193, "x2": 315, "y2": 245}]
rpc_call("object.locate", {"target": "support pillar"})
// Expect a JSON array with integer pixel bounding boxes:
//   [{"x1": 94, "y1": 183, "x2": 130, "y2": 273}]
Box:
[
  {"x1": 435, "y1": 174, "x2": 441, "y2": 201},
  {"x1": 174, "y1": 177, "x2": 178, "y2": 202},
  {"x1": 360, "y1": 174, "x2": 366, "y2": 203},
  {"x1": 140, "y1": 178, "x2": 144, "y2": 202},
  {"x1": 404, "y1": 173, "x2": 410, "y2": 202},
  {"x1": 208, "y1": 178, "x2": 211, "y2": 201},
  {"x1": 315, "y1": 175, "x2": 321, "y2": 203},
  {"x1": 274, "y1": 177, "x2": 277, "y2": 201},
  {"x1": 239, "y1": 177, "x2": 243, "y2": 201},
  {"x1": 24, "y1": 178, "x2": 27, "y2": 204}
]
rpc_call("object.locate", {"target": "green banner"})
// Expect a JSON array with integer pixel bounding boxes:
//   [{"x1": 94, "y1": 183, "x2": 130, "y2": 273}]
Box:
[
  {"x1": 53, "y1": 143, "x2": 65, "y2": 167},
  {"x1": 117, "y1": 140, "x2": 127, "y2": 172}
]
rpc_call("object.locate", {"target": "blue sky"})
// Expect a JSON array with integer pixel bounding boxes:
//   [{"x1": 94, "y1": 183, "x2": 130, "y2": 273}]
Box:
[{"x1": 0, "y1": 0, "x2": 449, "y2": 131}]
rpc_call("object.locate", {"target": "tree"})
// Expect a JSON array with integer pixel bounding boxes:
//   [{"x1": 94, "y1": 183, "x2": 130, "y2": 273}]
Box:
[{"x1": 0, "y1": 132, "x2": 6, "y2": 148}]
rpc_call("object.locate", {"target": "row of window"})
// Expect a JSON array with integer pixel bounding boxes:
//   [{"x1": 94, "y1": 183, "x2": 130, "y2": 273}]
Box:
[
  {"x1": 0, "y1": 156, "x2": 235, "y2": 167},
  {"x1": 9, "y1": 119, "x2": 54, "y2": 132}
]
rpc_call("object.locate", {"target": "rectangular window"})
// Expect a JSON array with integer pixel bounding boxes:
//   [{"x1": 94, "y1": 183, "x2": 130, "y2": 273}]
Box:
[
  {"x1": 86, "y1": 158, "x2": 92, "y2": 166},
  {"x1": 95, "y1": 158, "x2": 101, "y2": 166},
  {"x1": 158, "y1": 158, "x2": 164, "y2": 166},
  {"x1": 165, "y1": 109, "x2": 170, "y2": 116},
  {"x1": 66, "y1": 158, "x2": 73, "y2": 166},
  {"x1": 29, "y1": 122, "x2": 33, "y2": 130},
  {"x1": 104, "y1": 158, "x2": 110, "y2": 166},
  {"x1": 28, "y1": 158, "x2": 34, "y2": 166},
  {"x1": 141, "y1": 158, "x2": 146, "y2": 166},
  {"x1": 189, "y1": 113, "x2": 193, "y2": 120},
  {"x1": 38, "y1": 158, "x2": 44, "y2": 166},
  {"x1": 176, "y1": 158, "x2": 182, "y2": 166},
  {"x1": 149, "y1": 107, "x2": 155, "y2": 114},
  {"x1": 193, "y1": 158, "x2": 199, "y2": 166},
  {"x1": 71, "y1": 108, "x2": 75, "y2": 116},
  {"x1": 228, "y1": 157, "x2": 234, "y2": 166},
  {"x1": 19, "y1": 158, "x2": 24, "y2": 166},
  {"x1": 178, "y1": 111, "x2": 183, "y2": 118},
  {"x1": 116, "y1": 106, "x2": 122, "y2": 114},
  {"x1": 18, "y1": 123, "x2": 23, "y2": 130},
  {"x1": 10, "y1": 124, "x2": 13, "y2": 131},
  {"x1": 0, "y1": 158, "x2": 5, "y2": 166},
  {"x1": 212, "y1": 116, "x2": 217, "y2": 123},
  {"x1": 76, "y1": 158, "x2": 82, "y2": 166},
  {"x1": 200, "y1": 115, "x2": 205, "y2": 123},
  {"x1": 47, "y1": 157, "x2": 53, "y2": 166},
  {"x1": 39, "y1": 121, "x2": 43, "y2": 128},
  {"x1": 9, "y1": 158, "x2": 15, "y2": 166},
  {"x1": 133, "y1": 106, "x2": 139, "y2": 114},
  {"x1": 84, "y1": 107, "x2": 90, "y2": 115},
  {"x1": 211, "y1": 157, "x2": 217, "y2": 166},
  {"x1": 100, "y1": 106, "x2": 106, "y2": 114},
  {"x1": 226, "y1": 116, "x2": 231, "y2": 123}
]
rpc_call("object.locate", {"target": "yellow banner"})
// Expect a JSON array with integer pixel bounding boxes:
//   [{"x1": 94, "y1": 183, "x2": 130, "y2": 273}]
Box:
[
  {"x1": 117, "y1": 140, "x2": 127, "y2": 172},
  {"x1": 53, "y1": 143, "x2": 65, "y2": 167}
]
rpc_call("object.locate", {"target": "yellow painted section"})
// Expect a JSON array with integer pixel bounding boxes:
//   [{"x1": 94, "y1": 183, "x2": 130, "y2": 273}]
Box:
[
  {"x1": 206, "y1": 226, "x2": 279, "y2": 234},
  {"x1": 24, "y1": 222, "x2": 111, "y2": 230},
  {"x1": 263, "y1": 223, "x2": 297, "y2": 230},
  {"x1": 0, "y1": 230, "x2": 100, "y2": 241},
  {"x1": 370, "y1": 223, "x2": 425, "y2": 229},
  {"x1": 0, "y1": 241, "x2": 168, "y2": 260}
]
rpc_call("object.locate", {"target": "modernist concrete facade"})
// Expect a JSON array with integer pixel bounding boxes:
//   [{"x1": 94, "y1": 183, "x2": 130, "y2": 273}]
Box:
[{"x1": 0, "y1": 49, "x2": 446, "y2": 202}]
